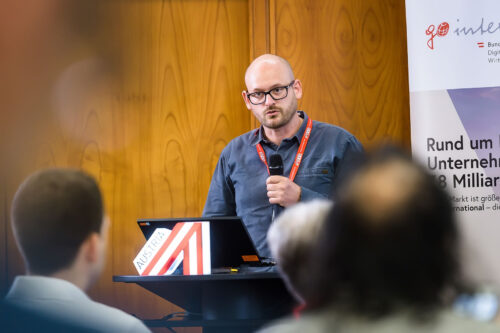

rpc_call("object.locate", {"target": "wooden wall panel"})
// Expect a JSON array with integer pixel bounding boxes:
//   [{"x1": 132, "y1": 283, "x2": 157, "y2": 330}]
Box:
[
  {"x1": 1, "y1": 0, "x2": 411, "y2": 331},
  {"x1": 270, "y1": 0, "x2": 410, "y2": 148},
  {"x1": 97, "y1": 1, "x2": 250, "y2": 329},
  {"x1": 1, "y1": 1, "x2": 249, "y2": 332},
  {"x1": 249, "y1": 0, "x2": 271, "y2": 129},
  {"x1": 1, "y1": 181, "x2": 6, "y2": 298}
]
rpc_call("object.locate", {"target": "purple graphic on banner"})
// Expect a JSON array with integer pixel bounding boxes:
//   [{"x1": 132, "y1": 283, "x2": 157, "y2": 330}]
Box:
[{"x1": 448, "y1": 87, "x2": 500, "y2": 197}]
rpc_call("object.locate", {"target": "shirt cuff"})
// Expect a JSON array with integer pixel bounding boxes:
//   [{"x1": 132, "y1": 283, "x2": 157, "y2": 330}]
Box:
[{"x1": 299, "y1": 186, "x2": 328, "y2": 202}]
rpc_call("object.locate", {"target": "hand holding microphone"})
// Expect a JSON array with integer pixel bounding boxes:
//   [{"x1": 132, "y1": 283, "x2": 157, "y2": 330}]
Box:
[{"x1": 267, "y1": 154, "x2": 302, "y2": 211}]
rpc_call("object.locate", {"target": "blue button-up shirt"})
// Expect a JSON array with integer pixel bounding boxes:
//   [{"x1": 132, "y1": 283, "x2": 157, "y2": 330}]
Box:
[{"x1": 203, "y1": 111, "x2": 363, "y2": 258}]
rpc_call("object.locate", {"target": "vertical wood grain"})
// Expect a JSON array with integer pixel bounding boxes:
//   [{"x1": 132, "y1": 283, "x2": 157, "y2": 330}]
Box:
[
  {"x1": 271, "y1": 0, "x2": 410, "y2": 148},
  {"x1": 1, "y1": 1, "x2": 411, "y2": 332},
  {"x1": 249, "y1": 0, "x2": 271, "y2": 60},
  {"x1": 1, "y1": 1, "x2": 249, "y2": 332},
  {"x1": 93, "y1": 1, "x2": 250, "y2": 330},
  {"x1": 0, "y1": 181, "x2": 6, "y2": 297},
  {"x1": 249, "y1": 0, "x2": 271, "y2": 129}
]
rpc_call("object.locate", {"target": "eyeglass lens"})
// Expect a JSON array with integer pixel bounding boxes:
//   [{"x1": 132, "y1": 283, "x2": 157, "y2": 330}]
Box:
[{"x1": 248, "y1": 81, "x2": 294, "y2": 105}]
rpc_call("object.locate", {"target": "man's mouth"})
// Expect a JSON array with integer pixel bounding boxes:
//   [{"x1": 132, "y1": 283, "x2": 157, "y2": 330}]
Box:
[{"x1": 266, "y1": 109, "x2": 280, "y2": 116}]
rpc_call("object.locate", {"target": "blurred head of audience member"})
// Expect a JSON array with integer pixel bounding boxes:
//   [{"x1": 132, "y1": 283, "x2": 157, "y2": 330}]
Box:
[
  {"x1": 306, "y1": 147, "x2": 462, "y2": 317},
  {"x1": 304, "y1": 148, "x2": 461, "y2": 317},
  {"x1": 259, "y1": 147, "x2": 500, "y2": 333},
  {"x1": 11, "y1": 169, "x2": 107, "y2": 288},
  {"x1": 4, "y1": 168, "x2": 150, "y2": 332},
  {"x1": 267, "y1": 199, "x2": 333, "y2": 304}
]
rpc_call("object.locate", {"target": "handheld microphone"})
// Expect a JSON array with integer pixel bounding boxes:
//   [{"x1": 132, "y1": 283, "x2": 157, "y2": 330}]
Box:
[
  {"x1": 269, "y1": 154, "x2": 283, "y2": 222},
  {"x1": 269, "y1": 154, "x2": 283, "y2": 176}
]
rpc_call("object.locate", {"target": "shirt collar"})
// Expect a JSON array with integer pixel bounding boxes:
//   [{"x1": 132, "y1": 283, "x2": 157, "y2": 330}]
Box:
[
  {"x1": 5, "y1": 275, "x2": 89, "y2": 302},
  {"x1": 250, "y1": 110, "x2": 308, "y2": 146}
]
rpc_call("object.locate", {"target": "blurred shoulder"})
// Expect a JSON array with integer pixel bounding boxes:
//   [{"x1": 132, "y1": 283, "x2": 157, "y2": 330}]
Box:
[
  {"x1": 257, "y1": 312, "x2": 331, "y2": 333},
  {"x1": 86, "y1": 300, "x2": 150, "y2": 332}
]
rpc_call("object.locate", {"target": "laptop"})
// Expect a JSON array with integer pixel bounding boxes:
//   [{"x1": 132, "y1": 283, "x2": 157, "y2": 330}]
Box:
[{"x1": 137, "y1": 216, "x2": 264, "y2": 271}]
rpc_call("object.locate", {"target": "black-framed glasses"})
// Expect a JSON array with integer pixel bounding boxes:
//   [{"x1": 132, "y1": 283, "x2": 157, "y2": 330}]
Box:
[{"x1": 246, "y1": 80, "x2": 295, "y2": 105}]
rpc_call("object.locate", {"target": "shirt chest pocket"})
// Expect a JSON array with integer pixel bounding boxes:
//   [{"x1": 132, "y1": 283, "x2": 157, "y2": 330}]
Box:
[{"x1": 294, "y1": 167, "x2": 333, "y2": 196}]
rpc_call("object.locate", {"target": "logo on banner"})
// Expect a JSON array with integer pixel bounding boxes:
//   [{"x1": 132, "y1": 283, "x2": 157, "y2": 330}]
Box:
[
  {"x1": 425, "y1": 18, "x2": 500, "y2": 51},
  {"x1": 133, "y1": 222, "x2": 211, "y2": 276},
  {"x1": 426, "y1": 22, "x2": 450, "y2": 49}
]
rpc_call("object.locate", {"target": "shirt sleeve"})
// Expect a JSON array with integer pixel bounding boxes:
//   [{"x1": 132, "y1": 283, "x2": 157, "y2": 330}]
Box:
[
  {"x1": 202, "y1": 152, "x2": 237, "y2": 216},
  {"x1": 331, "y1": 135, "x2": 364, "y2": 193},
  {"x1": 127, "y1": 320, "x2": 151, "y2": 333},
  {"x1": 299, "y1": 186, "x2": 329, "y2": 202}
]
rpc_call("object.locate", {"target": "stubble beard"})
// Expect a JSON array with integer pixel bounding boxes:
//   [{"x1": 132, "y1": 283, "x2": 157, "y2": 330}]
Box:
[{"x1": 262, "y1": 106, "x2": 296, "y2": 129}]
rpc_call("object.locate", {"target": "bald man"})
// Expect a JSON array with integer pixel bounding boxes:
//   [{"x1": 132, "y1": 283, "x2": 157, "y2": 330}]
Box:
[{"x1": 203, "y1": 54, "x2": 363, "y2": 259}]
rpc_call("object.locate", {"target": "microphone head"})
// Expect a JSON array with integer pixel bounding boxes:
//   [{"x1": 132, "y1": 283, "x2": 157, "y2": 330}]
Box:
[{"x1": 269, "y1": 153, "x2": 284, "y2": 176}]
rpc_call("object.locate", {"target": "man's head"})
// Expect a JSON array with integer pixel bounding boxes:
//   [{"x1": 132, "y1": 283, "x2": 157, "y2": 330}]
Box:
[
  {"x1": 308, "y1": 148, "x2": 461, "y2": 316},
  {"x1": 11, "y1": 168, "x2": 107, "y2": 285},
  {"x1": 267, "y1": 199, "x2": 332, "y2": 304},
  {"x1": 242, "y1": 54, "x2": 302, "y2": 130}
]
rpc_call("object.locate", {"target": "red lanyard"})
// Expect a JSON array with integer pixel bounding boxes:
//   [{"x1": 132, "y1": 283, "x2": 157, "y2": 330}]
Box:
[{"x1": 256, "y1": 117, "x2": 313, "y2": 182}]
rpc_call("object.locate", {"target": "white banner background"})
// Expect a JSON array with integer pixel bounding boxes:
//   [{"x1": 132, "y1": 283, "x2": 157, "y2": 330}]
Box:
[{"x1": 406, "y1": 0, "x2": 500, "y2": 285}]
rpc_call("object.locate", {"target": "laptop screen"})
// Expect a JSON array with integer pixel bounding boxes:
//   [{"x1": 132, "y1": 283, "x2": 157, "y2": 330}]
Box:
[{"x1": 137, "y1": 217, "x2": 261, "y2": 269}]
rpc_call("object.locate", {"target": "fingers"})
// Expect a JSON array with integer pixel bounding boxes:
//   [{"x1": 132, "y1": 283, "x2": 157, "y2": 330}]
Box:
[
  {"x1": 266, "y1": 175, "x2": 286, "y2": 185},
  {"x1": 266, "y1": 176, "x2": 301, "y2": 206},
  {"x1": 266, "y1": 176, "x2": 289, "y2": 191},
  {"x1": 266, "y1": 177, "x2": 287, "y2": 192},
  {"x1": 267, "y1": 189, "x2": 281, "y2": 198},
  {"x1": 268, "y1": 190, "x2": 283, "y2": 206},
  {"x1": 267, "y1": 187, "x2": 284, "y2": 205},
  {"x1": 266, "y1": 183, "x2": 282, "y2": 192},
  {"x1": 268, "y1": 197, "x2": 281, "y2": 205}
]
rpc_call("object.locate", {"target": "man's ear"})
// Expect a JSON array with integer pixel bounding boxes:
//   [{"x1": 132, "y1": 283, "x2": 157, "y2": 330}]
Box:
[
  {"x1": 242, "y1": 90, "x2": 251, "y2": 110},
  {"x1": 293, "y1": 79, "x2": 303, "y2": 99},
  {"x1": 83, "y1": 232, "x2": 100, "y2": 264}
]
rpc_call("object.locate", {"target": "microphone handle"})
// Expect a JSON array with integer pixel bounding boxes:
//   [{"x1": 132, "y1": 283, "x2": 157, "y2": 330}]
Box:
[{"x1": 272, "y1": 204, "x2": 280, "y2": 222}]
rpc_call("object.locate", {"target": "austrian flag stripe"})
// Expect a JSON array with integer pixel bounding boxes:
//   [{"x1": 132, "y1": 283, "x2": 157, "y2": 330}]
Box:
[
  {"x1": 139, "y1": 222, "x2": 211, "y2": 276},
  {"x1": 141, "y1": 222, "x2": 189, "y2": 276},
  {"x1": 158, "y1": 223, "x2": 198, "y2": 275}
]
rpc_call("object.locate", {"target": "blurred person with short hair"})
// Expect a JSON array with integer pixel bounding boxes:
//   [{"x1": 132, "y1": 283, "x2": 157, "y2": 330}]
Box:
[
  {"x1": 3, "y1": 169, "x2": 150, "y2": 332},
  {"x1": 260, "y1": 147, "x2": 500, "y2": 333},
  {"x1": 267, "y1": 199, "x2": 333, "y2": 305}
]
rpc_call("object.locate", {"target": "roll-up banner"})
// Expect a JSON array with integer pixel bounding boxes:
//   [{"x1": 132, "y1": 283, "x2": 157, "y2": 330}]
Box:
[{"x1": 406, "y1": 0, "x2": 500, "y2": 285}]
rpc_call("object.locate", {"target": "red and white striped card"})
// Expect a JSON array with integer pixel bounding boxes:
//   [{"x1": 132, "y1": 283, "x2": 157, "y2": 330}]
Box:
[{"x1": 134, "y1": 222, "x2": 211, "y2": 276}]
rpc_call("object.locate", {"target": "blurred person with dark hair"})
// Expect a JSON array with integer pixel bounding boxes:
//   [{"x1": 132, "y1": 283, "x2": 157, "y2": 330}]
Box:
[
  {"x1": 267, "y1": 199, "x2": 332, "y2": 306},
  {"x1": 3, "y1": 169, "x2": 150, "y2": 332},
  {"x1": 260, "y1": 148, "x2": 500, "y2": 332}
]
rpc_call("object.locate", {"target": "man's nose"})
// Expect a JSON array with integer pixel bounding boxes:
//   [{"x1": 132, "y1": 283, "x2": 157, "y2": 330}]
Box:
[{"x1": 264, "y1": 93, "x2": 275, "y2": 106}]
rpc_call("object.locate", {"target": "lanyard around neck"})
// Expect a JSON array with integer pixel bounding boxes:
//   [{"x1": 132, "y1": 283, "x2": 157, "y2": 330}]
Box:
[{"x1": 256, "y1": 117, "x2": 313, "y2": 182}]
